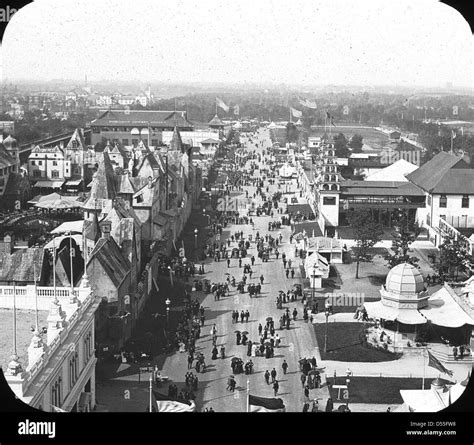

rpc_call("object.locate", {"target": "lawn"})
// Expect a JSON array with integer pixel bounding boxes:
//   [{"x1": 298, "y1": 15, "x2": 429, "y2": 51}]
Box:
[
  {"x1": 313, "y1": 322, "x2": 401, "y2": 362},
  {"x1": 329, "y1": 376, "x2": 434, "y2": 404}
]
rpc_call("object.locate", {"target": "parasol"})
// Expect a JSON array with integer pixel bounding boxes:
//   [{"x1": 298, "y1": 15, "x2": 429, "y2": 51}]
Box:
[
  {"x1": 241, "y1": 331, "x2": 249, "y2": 335},
  {"x1": 264, "y1": 340, "x2": 272, "y2": 346},
  {"x1": 266, "y1": 317, "x2": 273, "y2": 322},
  {"x1": 234, "y1": 330, "x2": 241, "y2": 334},
  {"x1": 231, "y1": 357, "x2": 241, "y2": 364}
]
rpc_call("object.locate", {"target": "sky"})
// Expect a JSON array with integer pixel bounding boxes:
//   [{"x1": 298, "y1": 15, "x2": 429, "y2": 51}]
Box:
[{"x1": 0, "y1": 0, "x2": 472, "y2": 88}]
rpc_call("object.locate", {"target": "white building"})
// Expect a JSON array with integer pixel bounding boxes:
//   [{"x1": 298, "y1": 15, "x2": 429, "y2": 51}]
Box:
[
  {"x1": 2, "y1": 280, "x2": 99, "y2": 412},
  {"x1": 406, "y1": 152, "x2": 474, "y2": 246},
  {"x1": 28, "y1": 145, "x2": 71, "y2": 187}
]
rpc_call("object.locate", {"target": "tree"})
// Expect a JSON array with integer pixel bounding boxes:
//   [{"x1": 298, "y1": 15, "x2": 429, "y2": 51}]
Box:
[
  {"x1": 384, "y1": 213, "x2": 421, "y2": 269},
  {"x1": 438, "y1": 233, "x2": 471, "y2": 280},
  {"x1": 333, "y1": 133, "x2": 350, "y2": 157},
  {"x1": 349, "y1": 134, "x2": 364, "y2": 153},
  {"x1": 348, "y1": 210, "x2": 383, "y2": 278},
  {"x1": 286, "y1": 122, "x2": 299, "y2": 143}
]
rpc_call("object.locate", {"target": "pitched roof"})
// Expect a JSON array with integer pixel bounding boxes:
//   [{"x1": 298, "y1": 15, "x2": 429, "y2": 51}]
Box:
[
  {"x1": 406, "y1": 151, "x2": 474, "y2": 194},
  {"x1": 341, "y1": 180, "x2": 425, "y2": 196},
  {"x1": 91, "y1": 110, "x2": 193, "y2": 128},
  {"x1": 88, "y1": 237, "x2": 130, "y2": 287},
  {"x1": 54, "y1": 244, "x2": 84, "y2": 287},
  {"x1": 366, "y1": 159, "x2": 419, "y2": 182},
  {"x1": 209, "y1": 114, "x2": 224, "y2": 127},
  {"x1": 201, "y1": 138, "x2": 220, "y2": 144},
  {"x1": 83, "y1": 152, "x2": 116, "y2": 208},
  {"x1": 3, "y1": 172, "x2": 30, "y2": 196},
  {"x1": 0, "y1": 248, "x2": 45, "y2": 283},
  {"x1": 66, "y1": 128, "x2": 86, "y2": 150},
  {"x1": 0, "y1": 143, "x2": 15, "y2": 169},
  {"x1": 169, "y1": 127, "x2": 183, "y2": 152}
]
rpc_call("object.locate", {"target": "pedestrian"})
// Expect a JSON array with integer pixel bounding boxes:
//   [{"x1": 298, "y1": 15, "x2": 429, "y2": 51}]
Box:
[
  {"x1": 311, "y1": 400, "x2": 319, "y2": 412},
  {"x1": 240, "y1": 310, "x2": 245, "y2": 323},
  {"x1": 187, "y1": 354, "x2": 193, "y2": 369},
  {"x1": 302, "y1": 402, "x2": 310, "y2": 412},
  {"x1": 460, "y1": 345, "x2": 465, "y2": 358},
  {"x1": 273, "y1": 380, "x2": 279, "y2": 396},
  {"x1": 245, "y1": 310, "x2": 250, "y2": 322},
  {"x1": 325, "y1": 397, "x2": 334, "y2": 412},
  {"x1": 271, "y1": 368, "x2": 277, "y2": 383},
  {"x1": 282, "y1": 360, "x2": 288, "y2": 374},
  {"x1": 227, "y1": 258, "x2": 231, "y2": 268},
  {"x1": 304, "y1": 385, "x2": 310, "y2": 400},
  {"x1": 453, "y1": 346, "x2": 458, "y2": 360},
  {"x1": 264, "y1": 370, "x2": 270, "y2": 385},
  {"x1": 301, "y1": 373, "x2": 306, "y2": 388},
  {"x1": 236, "y1": 331, "x2": 242, "y2": 345},
  {"x1": 200, "y1": 315, "x2": 205, "y2": 327},
  {"x1": 286, "y1": 269, "x2": 289, "y2": 279},
  {"x1": 251, "y1": 255, "x2": 255, "y2": 266},
  {"x1": 239, "y1": 258, "x2": 242, "y2": 268},
  {"x1": 258, "y1": 323, "x2": 263, "y2": 336},
  {"x1": 293, "y1": 308, "x2": 298, "y2": 321},
  {"x1": 291, "y1": 268, "x2": 295, "y2": 279}
]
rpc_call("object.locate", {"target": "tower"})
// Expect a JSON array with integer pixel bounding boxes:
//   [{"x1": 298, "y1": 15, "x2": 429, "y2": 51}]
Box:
[{"x1": 317, "y1": 142, "x2": 341, "y2": 234}]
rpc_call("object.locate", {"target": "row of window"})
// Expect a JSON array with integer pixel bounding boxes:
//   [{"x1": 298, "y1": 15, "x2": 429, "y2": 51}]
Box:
[
  {"x1": 428, "y1": 194, "x2": 470, "y2": 208},
  {"x1": 31, "y1": 160, "x2": 60, "y2": 166},
  {"x1": 32, "y1": 170, "x2": 64, "y2": 178}
]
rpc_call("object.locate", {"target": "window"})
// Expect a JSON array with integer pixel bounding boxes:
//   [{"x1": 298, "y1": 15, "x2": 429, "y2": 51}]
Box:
[
  {"x1": 53, "y1": 160, "x2": 58, "y2": 166},
  {"x1": 122, "y1": 139, "x2": 129, "y2": 146},
  {"x1": 136, "y1": 194, "x2": 144, "y2": 203},
  {"x1": 31, "y1": 160, "x2": 36, "y2": 166},
  {"x1": 151, "y1": 139, "x2": 158, "y2": 146},
  {"x1": 132, "y1": 139, "x2": 138, "y2": 146},
  {"x1": 439, "y1": 195, "x2": 447, "y2": 208},
  {"x1": 33, "y1": 170, "x2": 41, "y2": 177},
  {"x1": 38, "y1": 160, "x2": 42, "y2": 166},
  {"x1": 51, "y1": 375, "x2": 62, "y2": 408},
  {"x1": 0, "y1": 178, "x2": 4, "y2": 187},
  {"x1": 462, "y1": 195, "x2": 469, "y2": 208},
  {"x1": 69, "y1": 351, "x2": 79, "y2": 389},
  {"x1": 427, "y1": 195, "x2": 431, "y2": 206},
  {"x1": 51, "y1": 170, "x2": 59, "y2": 178},
  {"x1": 323, "y1": 196, "x2": 336, "y2": 205},
  {"x1": 439, "y1": 215, "x2": 446, "y2": 221},
  {"x1": 92, "y1": 127, "x2": 100, "y2": 134}
]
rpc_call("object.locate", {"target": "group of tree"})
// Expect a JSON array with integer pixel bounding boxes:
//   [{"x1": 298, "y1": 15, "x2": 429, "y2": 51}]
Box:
[
  {"x1": 347, "y1": 209, "x2": 384, "y2": 279},
  {"x1": 437, "y1": 234, "x2": 472, "y2": 280}
]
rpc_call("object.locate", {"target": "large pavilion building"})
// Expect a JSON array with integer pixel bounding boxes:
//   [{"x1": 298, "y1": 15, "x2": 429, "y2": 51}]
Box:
[{"x1": 364, "y1": 263, "x2": 474, "y2": 358}]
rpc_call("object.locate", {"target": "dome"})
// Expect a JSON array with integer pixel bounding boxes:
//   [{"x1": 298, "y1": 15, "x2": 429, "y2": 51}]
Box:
[
  {"x1": 385, "y1": 263, "x2": 424, "y2": 296},
  {"x1": 3, "y1": 135, "x2": 18, "y2": 148}
]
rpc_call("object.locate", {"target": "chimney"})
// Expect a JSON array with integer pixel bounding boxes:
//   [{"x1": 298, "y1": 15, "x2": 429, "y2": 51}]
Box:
[{"x1": 99, "y1": 220, "x2": 112, "y2": 239}]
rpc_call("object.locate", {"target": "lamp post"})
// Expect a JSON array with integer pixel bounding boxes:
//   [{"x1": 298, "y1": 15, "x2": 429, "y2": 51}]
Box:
[
  {"x1": 345, "y1": 368, "x2": 352, "y2": 408},
  {"x1": 324, "y1": 308, "x2": 330, "y2": 353},
  {"x1": 311, "y1": 263, "x2": 317, "y2": 305},
  {"x1": 165, "y1": 298, "x2": 171, "y2": 329},
  {"x1": 194, "y1": 229, "x2": 198, "y2": 262}
]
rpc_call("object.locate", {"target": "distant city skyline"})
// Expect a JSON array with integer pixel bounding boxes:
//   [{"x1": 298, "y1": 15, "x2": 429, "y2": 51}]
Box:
[{"x1": 0, "y1": 0, "x2": 472, "y2": 89}]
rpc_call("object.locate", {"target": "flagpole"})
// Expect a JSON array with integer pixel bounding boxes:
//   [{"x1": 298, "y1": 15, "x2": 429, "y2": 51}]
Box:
[
  {"x1": 246, "y1": 378, "x2": 250, "y2": 413},
  {"x1": 450, "y1": 131, "x2": 454, "y2": 154},
  {"x1": 69, "y1": 231, "x2": 74, "y2": 291},
  {"x1": 422, "y1": 346, "x2": 426, "y2": 390},
  {"x1": 149, "y1": 374, "x2": 153, "y2": 412},
  {"x1": 53, "y1": 237, "x2": 56, "y2": 300}
]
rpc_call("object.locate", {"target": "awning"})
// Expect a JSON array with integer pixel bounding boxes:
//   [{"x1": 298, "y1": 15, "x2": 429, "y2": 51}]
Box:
[
  {"x1": 364, "y1": 301, "x2": 427, "y2": 325},
  {"x1": 34, "y1": 180, "x2": 64, "y2": 188},
  {"x1": 44, "y1": 234, "x2": 84, "y2": 251},
  {"x1": 51, "y1": 220, "x2": 84, "y2": 235},
  {"x1": 65, "y1": 179, "x2": 83, "y2": 187},
  {"x1": 419, "y1": 286, "x2": 474, "y2": 328}
]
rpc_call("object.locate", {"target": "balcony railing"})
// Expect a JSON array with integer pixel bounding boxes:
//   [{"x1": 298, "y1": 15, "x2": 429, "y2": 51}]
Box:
[{"x1": 340, "y1": 197, "x2": 425, "y2": 209}]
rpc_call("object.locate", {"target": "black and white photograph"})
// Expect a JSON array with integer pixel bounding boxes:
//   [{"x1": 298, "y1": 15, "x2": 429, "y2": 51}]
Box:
[{"x1": 0, "y1": 0, "x2": 473, "y2": 441}]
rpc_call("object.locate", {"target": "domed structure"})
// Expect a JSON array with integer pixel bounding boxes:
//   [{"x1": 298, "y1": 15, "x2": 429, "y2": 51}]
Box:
[
  {"x1": 380, "y1": 262, "x2": 428, "y2": 310},
  {"x1": 385, "y1": 263, "x2": 425, "y2": 297},
  {"x1": 3, "y1": 135, "x2": 18, "y2": 148}
]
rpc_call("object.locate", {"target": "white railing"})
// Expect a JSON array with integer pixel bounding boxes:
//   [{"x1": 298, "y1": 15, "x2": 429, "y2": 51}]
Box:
[{"x1": 0, "y1": 285, "x2": 75, "y2": 310}]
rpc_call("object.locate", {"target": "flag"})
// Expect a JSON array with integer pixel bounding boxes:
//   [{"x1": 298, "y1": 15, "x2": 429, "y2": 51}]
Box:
[
  {"x1": 451, "y1": 129, "x2": 456, "y2": 139},
  {"x1": 248, "y1": 395, "x2": 286, "y2": 412},
  {"x1": 290, "y1": 107, "x2": 302, "y2": 118},
  {"x1": 216, "y1": 97, "x2": 229, "y2": 113},
  {"x1": 153, "y1": 391, "x2": 197, "y2": 412},
  {"x1": 298, "y1": 97, "x2": 317, "y2": 109},
  {"x1": 427, "y1": 350, "x2": 453, "y2": 377},
  {"x1": 233, "y1": 105, "x2": 240, "y2": 115}
]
